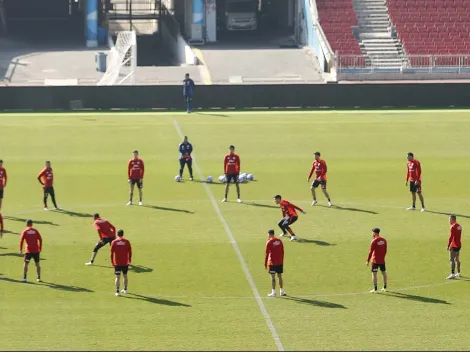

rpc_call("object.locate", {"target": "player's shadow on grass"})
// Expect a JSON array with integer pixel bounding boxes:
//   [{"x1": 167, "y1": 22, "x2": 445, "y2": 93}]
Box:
[
  {"x1": 284, "y1": 296, "x2": 347, "y2": 309},
  {"x1": 192, "y1": 179, "x2": 225, "y2": 186},
  {"x1": 297, "y1": 238, "x2": 336, "y2": 246},
  {"x1": 53, "y1": 209, "x2": 93, "y2": 218},
  {"x1": 39, "y1": 281, "x2": 93, "y2": 292},
  {"x1": 143, "y1": 205, "x2": 194, "y2": 214},
  {"x1": 243, "y1": 202, "x2": 279, "y2": 209},
  {"x1": 426, "y1": 210, "x2": 470, "y2": 219},
  {"x1": 0, "y1": 252, "x2": 23, "y2": 258},
  {"x1": 2, "y1": 230, "x2": 20, "y2": 235},
  {"x1": 382, "y1": 291, "x2": 450, "y2": 305},
  {"x1": 129, "y1": 265, "x2": 153, "y2": 274},
  {"x1": 124, "y1": 293, "x2": 191, "y2": 307},
  {"x1": 195, "y1": 112, "x2": 229, "y2": 117},
  {"x1": 4, "y1": 216, "x2": 59, "y2": 226},
  {"x1": 319, "y1": 205, "x2": 378, "y2": 215}
]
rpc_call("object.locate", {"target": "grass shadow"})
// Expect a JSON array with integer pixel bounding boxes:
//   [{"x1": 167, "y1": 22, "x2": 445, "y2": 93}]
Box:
[
  {"x1": 426, "y1": 210, "x2": 470, "y2": 219},
  {"x1": 129, "y1": 265, "x2": 153, "y2": 274},
  {"x1": 4, "y1": 216, "x2": 59, "y2": 226},
  {"x1": 318, "y1": 204, "x2": 378, "y2": 215},
  {"x1": 2, "y1": 230, "x2": 20, "y2": 235},
  {"x1": 297, "y1": 238, "x2": 336, "y2": 246},
  {"x1": 243, "y1": 202, "x2": 279, "y2": 209},
  {"x1": 195, "y1": 112, "x2": 229, "y2": 117},
  {"x1": 89, "y1": 264, "x2": 113, "y2": 269},
  {"x1": 124, "y1": 293, "x2": 191, "y2": 307},
  {"x1": 0, "y1": 252, "x2": 23, "y2": 258},
  {"x1": 382, "y1": 291, "x2": 450, "y2": 304},
  {"x1": 143, "y1": 205, "x2": 194, "y2": 214},
  {"x1": 0, "y1": 277, "x2": 34, "y2": 285},
  {"x1": 53, "y1": 209, "x2": 93, "y2": 218},
  {"x1": 39, "y1": 281, "x2": 93, "y2": 292},
  {"x1": 192, "y1": 179, "x2": 225, "y2": 186},
  {"x1": 284, "y1": 296, "x2": 347, "y2": 309},
  {"x1": 0, "y1": 246, "x2": 7, "y2": 249}
]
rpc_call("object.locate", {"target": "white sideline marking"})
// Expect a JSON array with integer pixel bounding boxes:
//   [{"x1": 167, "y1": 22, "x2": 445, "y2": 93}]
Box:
[{"x1": 172, "y1": 120, "x2": 285, "y2": 352}]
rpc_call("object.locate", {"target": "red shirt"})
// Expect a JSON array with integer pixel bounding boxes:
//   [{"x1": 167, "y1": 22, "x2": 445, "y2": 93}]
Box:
[
  {"x1": 110, "y1": 237, "x2": 132, "y2": 266},
  {"x1": 406, "y1": 159, "x2": 421, "y2": 182},
  {"x1": 128, "y1": 157, "x2": 145, "y2": 179},
  {"x1": 279, "y1": 199, "x2": 303, "y2": 217},
  {"x1": 20, "y1": 227, "x2": 42, "y2": 253},
  {"x1": 448, "y1": 222, "x2": 462, "y2": 248},
  {"x1": 224, "y1": 153, "x2": 240, "y2": 174},
  {"x1": 38, "y1": 167, "x2": 54, "y2": 187},
  {"x1": 265, "y1": 237, "x2": 284, "y2": 266},
  {"x1": 367, "y1": 236, "x2": 387, "y2": 264},
  {"x1": 0, "y1": 213, "x2": 3, "y2": 232},
  {"x1": 308, "y1": 159, "x2": 327, "y2": 181},
  {"x1": 93, "y1": 218, "x2": 116, "y2": 239},
  {"x1": 0, "y1": 167, "x2": 7, "y2": 189}
]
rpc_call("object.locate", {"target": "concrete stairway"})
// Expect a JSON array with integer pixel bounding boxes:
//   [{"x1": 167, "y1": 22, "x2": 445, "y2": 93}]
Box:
[{"x1": 352, "y1": 0, "x2": 405, "y2": 68}]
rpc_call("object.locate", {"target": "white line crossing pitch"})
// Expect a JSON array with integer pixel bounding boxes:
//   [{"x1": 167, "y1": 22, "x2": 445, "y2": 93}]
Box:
[{"x1": 172, "y1": 120, "x2": 285, "y2": 352}]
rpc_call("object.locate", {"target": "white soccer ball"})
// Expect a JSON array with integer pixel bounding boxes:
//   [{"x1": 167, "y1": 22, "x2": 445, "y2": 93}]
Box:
[
  {"x1": 240, "y1": 172, "x2": 247, "y2": 178},
  {"x1": 218, "y1": 175, "x2": 227, "y2": 183},
  {"x1": 239, "y1": 174, "x2": 247, "y2": 183},
  {"x1": 247, "y1": 174, "x2": 254, "y2": 181},
  {"x1": 207, "y1": 176, "x2": 213, "y2": 183},
  {"x1": 175, "y1": 175, "x2": 182, "y2": 182}
]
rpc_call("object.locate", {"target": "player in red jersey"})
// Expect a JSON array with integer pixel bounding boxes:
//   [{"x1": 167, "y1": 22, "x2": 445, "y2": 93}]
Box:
[
  {"x1": 19, "y1": 220, "x2": 43, "y2": 282},
  {"x1": 0, "y1": 159, "x2": 7, "y2": 210},
  {"x1": 274, "y1": 194, "x2": 306, "y2": 242},
  {"x1": 405, "y1": 152, "x2": 425, "y2": 212},
  {"x1": 37, "y1": 161, "x2": 60, "y2": 211},
  {"x1": 446, "y1": 215, "x2": 462, "y2": 279},
  {"x1": 307, "y1": 152, "x2": 332, "y2": 207},
  {"x1": 265, "y1": 229, "x2": 286, "y2": 297},
  {"x1": 110, "y1": 229, "x2": 132, "y2": 296},
  {"x1": 85, "y1": 213, "x2": 117, "y2": 265},
  {"x1": 127, "y1": 150, "x2": 145, "y2": 206},
  {"x1": 222, "y1": 145, "x2": 242, "y2": 203},
  {"x1": 0, "y1": 212, "x2": 3, "y2": 238},
  {"x1": 366, "y1": 228, "x2": 388, "y2": 293}
]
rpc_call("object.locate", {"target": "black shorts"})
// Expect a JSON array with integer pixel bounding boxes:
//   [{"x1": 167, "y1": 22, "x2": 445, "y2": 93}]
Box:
[
  {"x1": 114, "y1": 265, "x2": 129, "y2": 275},
  {"x1": 371, "y1": 263, "x2": 386, "y2": 272},
  {"x1": 44, "y1": 186, "x2": 54, "y2": 195},
  {"x1": 451, "y1": 247, "x2": 461, "y2": 252},
  {"x1": 312, "y1": 179, "x2": 327, "y2": 189},
  {"x1": 409, "y1": 181, "x2": 422, "y2": 193},
  {"x1": 279, "y1": 216, "x2": 298, "y2": 228},
  {"x1": 101, "y1": 237, "x2": 116, "y2": 245},
  {"x1": 130, "y1": 179, "x2": 143, "y2": 188},
  {"x1": 24, "y1": 252, "x2": 40, "y2": 263},
  {"x1": 0, "y1": 188, "x2": 3, "y2": 199},
  {"x1": 269, "y1": 264, "x2": 284, "y2": 274},
  {"x1": 226, "y1": 174, "x2": 239, "y2": 184},
  {"x1": 180, "y1": 158, "x2": 192, "y2": 167}
]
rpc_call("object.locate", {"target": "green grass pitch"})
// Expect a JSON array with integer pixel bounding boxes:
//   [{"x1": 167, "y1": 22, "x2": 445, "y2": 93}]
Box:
[{"x1": 1, "y1": 110, "x2": 470, "y2": 351}]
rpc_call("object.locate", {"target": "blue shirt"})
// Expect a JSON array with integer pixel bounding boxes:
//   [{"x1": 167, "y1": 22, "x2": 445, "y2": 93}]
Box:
[
  {"x1": 183, "y1": 78, "x2": 195, "y2": 97},
  {"x1": 179, "y1": 142, "x2": 193, "y2": 158}
]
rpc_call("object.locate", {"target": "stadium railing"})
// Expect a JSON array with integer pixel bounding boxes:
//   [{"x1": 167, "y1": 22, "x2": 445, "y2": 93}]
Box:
[{"x1": 337, "y1": 54, "x2": 470, "y2": 74}]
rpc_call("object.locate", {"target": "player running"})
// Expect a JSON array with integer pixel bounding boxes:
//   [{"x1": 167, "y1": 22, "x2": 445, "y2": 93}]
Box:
[
  {"x1": 222, "y1": 145, "x2": 242, "y2": 203},
  {"x1": 37, "y1": 161, "x2": 60, "y2": 211},
  {"x1": 19, "y1": 220, "x2": 43, "y2": 282},
  {"x1": 446, "y1": 215, "x2": 462, "y2": 279},
  {"x1": 111, "y1": 229, "x2": 132, "y2": 296},
  {"x1": 265, "y1": 229, "x2": 286, "y2": 297},
  {"x1": 127, "y1": 150, "x2": 144, "y2": 206},
  {"x1": 0, "y1": 159, "x2": 7, "y2": 210},
  {"x1": 366, "y1": 228, "x2": 388, "y2": 293},
  {"x1": 183, "y1": 73, "x2": 195, "y2": 113},
  {"x1": 405, "y1": 152, "x2": 425, "y2": 212},
  {"x1": 307, "y1": 152, "x2": 332, "y2": 207},
  {"x1": 85, "y1": 213, "x2": 117, "y2": 265},
  {"x1": 274, "y1": 195, "x2": 306, "y2": 242},
  {"x1": 179, "y1": 136, "x2": 194, "y2": 181}
]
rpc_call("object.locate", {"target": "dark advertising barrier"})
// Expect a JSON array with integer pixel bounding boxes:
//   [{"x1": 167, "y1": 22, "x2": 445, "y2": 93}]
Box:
[{"x1": 1, "y1": 83, "x2": 470, "y2": 111}]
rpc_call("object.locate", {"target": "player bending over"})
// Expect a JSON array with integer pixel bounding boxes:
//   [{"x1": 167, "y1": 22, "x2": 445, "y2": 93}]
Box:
[
  {"x1": 86, "y1": 213, "x2": 117, "y2": 265},
  {"x1": 265, "y1": 229, "x2": 286, "y2": 297},
  {"x1": 446, "y1": 215, "x2": 462, "y2": 279},
  {"x1": 366, "y1": 228, "x2": 388, "y2": 293},
  {"x1": 179, "y1": 136, "x2": 194, "y2": 180},
  {"x1": 127, "y1": 150, "x2": 145, "y2": 206},
  {"x1": 37, "y1": 161, "x2": 60, "y2": 211},
  {"x1": 222, "y1": 145, "x2": 241, "y2": 203},
  {"x1": 0, "y1": 159, "x2": 7, "y2": 210},
  {"x1": 111, "y1": 229, "x2": 132, "y2": 296},
  {"x1": 274, "y1": 195, "x2": 306, "y2": 242},
  {"x1": 307, "y1": 152, "x2": 332, "y2": 207},
  {"x1": 405, "y1": 152, "x2": 425, "y2": 212},
  {"x1": 20, "y1": 220, "x2": 42, "y2": 282}
]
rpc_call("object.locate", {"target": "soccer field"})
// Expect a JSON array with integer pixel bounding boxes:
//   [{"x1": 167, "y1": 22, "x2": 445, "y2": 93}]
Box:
[{"x1": 1, "y1": 110, "x2": 470, "y2": 351}]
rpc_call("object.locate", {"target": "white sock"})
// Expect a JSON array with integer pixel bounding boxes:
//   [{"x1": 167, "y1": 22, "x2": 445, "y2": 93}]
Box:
[
  {"x1": 280, "y1": 288, "x2": 285, "y2": 294},
  {"x1": 271, "y1": 289, "x2": 276, "y2": 294}
]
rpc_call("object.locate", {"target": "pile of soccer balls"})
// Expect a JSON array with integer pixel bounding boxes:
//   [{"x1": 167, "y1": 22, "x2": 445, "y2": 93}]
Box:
[{"x1": 174, "y1": 173, "x2": 254, "y2": 183}]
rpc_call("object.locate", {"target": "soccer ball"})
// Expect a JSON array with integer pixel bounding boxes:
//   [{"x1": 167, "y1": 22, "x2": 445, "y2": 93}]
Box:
[
  {"x1": 240, "y1": 172, "x2": 247, "y2": 178},
  {"x1": 175, "y1": 175, "x2": 182, "y2": 182},
  {"x1": 239, "y1": 174, "x2": 247, "y2": 183},
  {"x1": 207, "y1": 176, "x2": 213, "y2": 183},
  {"x1": 247, "y1": 174, "x2": 254, "y2": 181},
  {"x1": 218, "y1": 175, "x2": 227, "y2": 183}
]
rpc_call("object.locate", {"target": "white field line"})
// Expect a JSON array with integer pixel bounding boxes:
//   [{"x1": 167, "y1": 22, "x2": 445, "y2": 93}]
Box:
[{"x1": 172, "y1": 120, "x2": 285, "y2": 352}]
